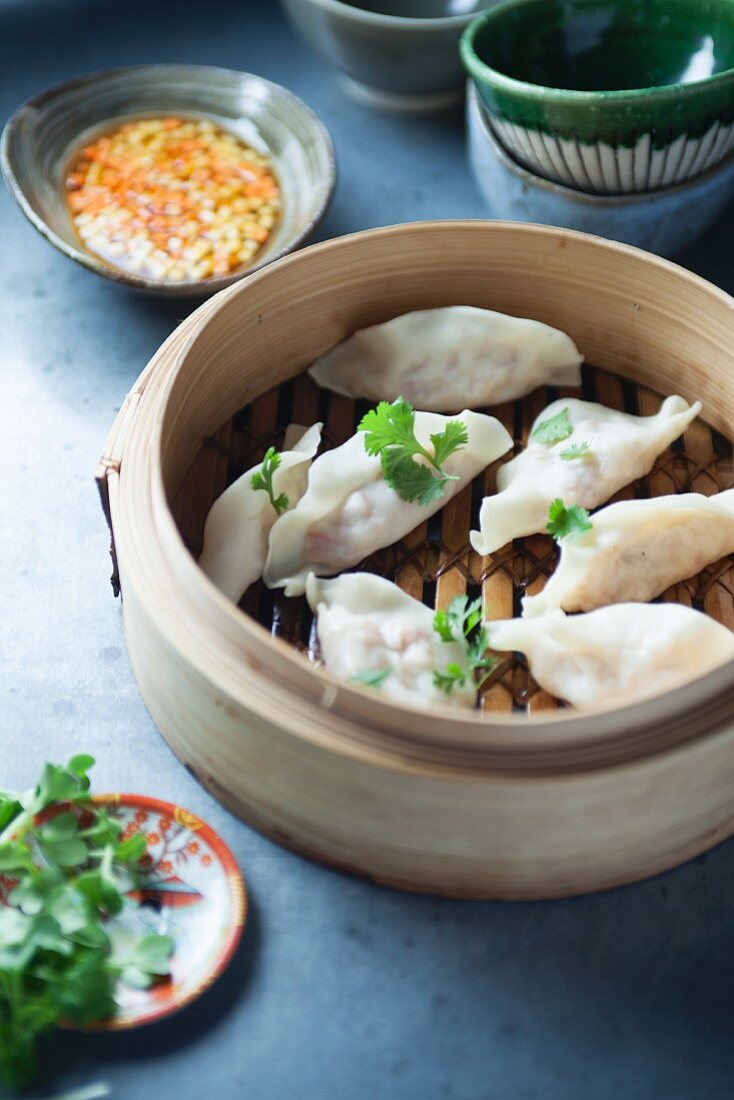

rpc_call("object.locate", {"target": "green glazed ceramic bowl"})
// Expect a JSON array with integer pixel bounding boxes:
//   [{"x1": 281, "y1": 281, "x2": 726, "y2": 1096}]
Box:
[{"x1": 461, "y1": 0, "x2": 734, "y2": 194}]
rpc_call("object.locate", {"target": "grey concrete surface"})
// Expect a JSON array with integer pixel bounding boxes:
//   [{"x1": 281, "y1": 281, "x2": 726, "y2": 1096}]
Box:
[{"x1": 2, "y1": 1, "x2": 734, "y2": 1097}]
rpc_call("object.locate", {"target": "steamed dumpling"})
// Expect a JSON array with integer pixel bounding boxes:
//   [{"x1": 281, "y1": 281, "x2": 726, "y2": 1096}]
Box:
[
  {"x1": 308, "y1": 306, "x2": 582, "y2": 412},
  {"x1": 523, "y1": 490, "x2": 734, "y2": 618},
  {"x1": 306, "y1": 573, "x2": 476, "y2": 709},
  {"x1": 198, "y1": 423, "x2": 322, "y2": 602},
  {"x1": 490, "y1": 604, "x2": 734, "y2": 711},
  {"x1": 264, "y1": 409, "x2": 512, "y2": 597},
  {"x1": 471, "y1": 395, "x2": 702, "y2": 555}
]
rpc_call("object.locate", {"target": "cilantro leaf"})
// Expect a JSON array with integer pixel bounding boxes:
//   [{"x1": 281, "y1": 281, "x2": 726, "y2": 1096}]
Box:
[
  {"x1": 433, "y1": 663, "x2": 469, "y2": 695},
  {"x1": 115, "y1": 831, "x2": 148, "y2": 864},
  {"x1": 39, "y1": 812, "x2": 88, "y2": 868},
  {"x1": 0, "y1": 756, "x2": 179, "y2": 1087},
  {"x1": 74, "y1": 846, "x2": 124, "y2": 918},
  {"x1": 358, "y1": 397, "x2": 466, "y2": 505},
  {"x1": 0, "y1": 793, "x2": 23, "y2": 833},
  {"x1": 120, "y1": 933, "x2": 174, "y2": 990},
  {"x1": 381, "y1": 449, "x2": 451, "y2": 507},
  {"x1": 22, "y1": 756, "x2": 94, "y2": 819},
  {"x1": 530, "y1": 406, "x2": 573, "y2": 446},
  {"x1": 430, "y1": 420, "x2": 469, "y2": 468},
  {"x1": 546, "y1": 498, "x2": 593, "y2": 541},
  {"x1": 250, "y1": 447, "x2": 289, "y2": 515},
  {"x1": 351, "y1": 668, "x2": 392, "y2": 689},
  {"x1": 432, "y1": 596, "x2": 497, "y2": 696},
  {"x1": 432, "y1": 608, "x2": 455, "y2": 644},
  {"x1": 559, "y1": 440, "x2": 592, "y2": 461},
  {"x1": 0, "y1": 840, "x2": 33, "y2": 873},
  {"x1": 358, "y1": 397, "x2": 417, "y2": 454}
]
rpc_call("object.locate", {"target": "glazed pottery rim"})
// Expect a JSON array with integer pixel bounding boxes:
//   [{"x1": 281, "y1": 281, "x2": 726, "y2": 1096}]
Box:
[
  {"x1": 79, "y1": 793, "x2": 246, "y2": 1031},
  {"x1": 0, "y1": 63, "x2": 337, "y2": 296},
  {"x1": 286, "y1": 0, "x2": 481, "y2": 30},
  {"x1": 468, "y1": 82, "x2": 734, "y2": 202},
  {"x1": 461, "y1": 0, "x2": 734, "y2": 103}
]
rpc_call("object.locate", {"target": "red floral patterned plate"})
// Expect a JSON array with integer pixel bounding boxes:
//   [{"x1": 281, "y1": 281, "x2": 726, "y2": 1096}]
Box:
[
  {"x1": 0, "y1": 794, "x2": 246, "y2": 1028},
  {"x1": 86, "y1": 794, "x2": 247, "y2": 1029},
  {"x1": 8, "y1": 794, "x2": 246, "y2": 1030}
]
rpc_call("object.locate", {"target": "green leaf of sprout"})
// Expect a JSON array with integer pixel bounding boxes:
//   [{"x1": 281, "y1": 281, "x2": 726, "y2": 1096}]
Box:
[
  {"x1": 358, "y1": 397, "x2": 466, "y2": 505},
  {"x1": 351, "y1": 668, "x2": 391, "y2": 689},
  {"x1": 381, "y1": 449, "x2": 451, "y2": 507},
  {"x1": 430, "y1": 420, "x2": 469, "y2": 468},
  {"x1": 358, "y1": 397, "x2": 417, "y2": 455},
  {"x1": 120, "y1": 933, "x2": 174, "y2": 990},
  {"x1": 546, "y1": 498, "x2": 593, "y2": 541},
  {"x1": 530, "y1": 406, "x2": 573, "y2": 446},
  {"x1": 0, "y1": 794, "x2": 23, "y2": 833},
  {"x1": 432, "y1": 596, "x2": 497, "y2": 696},
  {"x1": 559, "y1": 440, "x2": 592, "y2": 461},
  {"x1": 0, "y1": 757, "x2": 175, "y2": 1088},
  {"x1": 250, "y1": 447, "x2": 289, "y2": 515},
  {"x1": 22, "y1": 757, "x2": 94, "y2": 818},
  {"x1": 433, "y1": 663, "x2": 468, "y2": 695}
]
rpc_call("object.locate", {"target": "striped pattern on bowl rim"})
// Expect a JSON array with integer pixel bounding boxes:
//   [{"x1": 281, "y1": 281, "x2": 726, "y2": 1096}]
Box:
[{"x1": 488, "y1": 110, "x2": 734, "y2": 195}]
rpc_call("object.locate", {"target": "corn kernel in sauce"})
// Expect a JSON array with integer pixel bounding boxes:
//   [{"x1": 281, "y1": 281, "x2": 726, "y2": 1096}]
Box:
[{"x1": 65, "y1": 116, "x2": 281, "y2": 282}]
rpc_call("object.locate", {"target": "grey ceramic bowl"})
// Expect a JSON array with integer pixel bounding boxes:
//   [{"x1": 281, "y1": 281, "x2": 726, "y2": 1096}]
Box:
[
  {"x1": 1, "y1": 65, "x2": 336, "y2": 296},
  {"x1": 280, "y1": 0, "x2": 497, "y2": 111},
  {"x1": 466, "y1": 82, "x2": 734, "y2": 258}
]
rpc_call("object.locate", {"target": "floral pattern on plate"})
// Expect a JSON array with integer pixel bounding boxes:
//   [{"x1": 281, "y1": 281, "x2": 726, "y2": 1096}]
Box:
[{"x1": 0, "y1": 794, "x2": 246, "y2": 1030}]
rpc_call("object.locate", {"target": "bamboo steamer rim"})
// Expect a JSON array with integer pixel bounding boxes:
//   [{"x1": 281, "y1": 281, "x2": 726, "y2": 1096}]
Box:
[{"x1": 108, "y1": 220, "x2": 734, "y2": 772}]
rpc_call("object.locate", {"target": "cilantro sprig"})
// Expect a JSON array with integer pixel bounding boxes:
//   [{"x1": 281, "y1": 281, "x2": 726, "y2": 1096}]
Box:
[
  {"x1": 559, "y1": 441, "x2": 592, "y2": 461},
  {"x1": 358, "y1": 397, "x2": 468, "y2": 507},
  {"x1": 546, "y1": 498, "x2": 593, "y2": 541},
  {"x1": 529, "y1": 406, "x2": 573, "y2": 446},
  {"x1": 250, "y1": 447, "x2": 289, "y2": 515},
  {"x1": 432, "y1": 596, "x2": 496, "y2": 696},
  {"x1": 0, "y1": 757, "x2": 174, "y2": 1088}
]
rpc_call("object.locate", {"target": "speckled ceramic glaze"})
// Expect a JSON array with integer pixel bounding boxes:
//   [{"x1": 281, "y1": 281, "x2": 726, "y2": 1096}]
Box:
[
  {"x1": 466, "y1": 82, "x2": 734, "y2": 256},
  {"x1": 461, "y1": 0, "x2": 734, "y2": 193},
  {"x1": 280, "y1": 0, "x2": 497, "y2": 111},
  {"x1": 0, "y1": 65, "x2": 335, "y2": 296}
]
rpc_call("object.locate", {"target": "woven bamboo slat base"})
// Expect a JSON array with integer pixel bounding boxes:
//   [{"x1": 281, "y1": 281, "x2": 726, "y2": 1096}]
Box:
[{"x1": 172, "y1": 364, "x2": 734, "y2": 717}]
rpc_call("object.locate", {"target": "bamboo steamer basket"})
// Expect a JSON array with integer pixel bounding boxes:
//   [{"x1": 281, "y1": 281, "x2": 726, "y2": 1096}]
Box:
[{"x1": 99, "y1": 221, "x2": 734, "y2": 900}]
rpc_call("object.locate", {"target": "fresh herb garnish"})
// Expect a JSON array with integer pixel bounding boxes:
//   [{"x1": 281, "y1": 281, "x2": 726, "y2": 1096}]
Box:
[
  {"x1": 546, "y1": 498, "x2": 593, "y2": 541},
  {"x1": 250, "y1": 447, "x2": 289, "y2": 515},
  {"x1": 358, "y1": 397, "x2": 468, "y2": 506},
  {"x1": 559, "y1": 441, "x2": 592, "y2": 461},
  {"x1": 432, "y1": 596, "x2": 496, "y2": 696},
  {"x1": 0, "y1": 757, "x2": 174, "y2": 1087},
  {"x1": 530, "y1": 406, "x2": 573, "y2": 446},
  {"x1": 351, "y1": 668, "x2": 392, "y2": 689}
]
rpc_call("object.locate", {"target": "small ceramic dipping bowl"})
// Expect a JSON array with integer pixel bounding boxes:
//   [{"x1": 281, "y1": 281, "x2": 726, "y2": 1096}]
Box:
[
  {"x1": 466, "y1": 82, "x2": 734, "y2": 257},
  {"x1": 1, "y1": 65, "x2": 335, "y2": 296},
  {"x1": 280, "y1": 0, "x2": 497, "y2": 111},
  {"x1": 461, "y1": 0, "x2": 734, "y2": 194}
]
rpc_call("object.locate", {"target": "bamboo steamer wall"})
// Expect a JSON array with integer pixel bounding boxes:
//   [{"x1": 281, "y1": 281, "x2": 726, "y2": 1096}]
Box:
[{"x1": 101, "y1": 222, "x2": 734, "y2": 899}]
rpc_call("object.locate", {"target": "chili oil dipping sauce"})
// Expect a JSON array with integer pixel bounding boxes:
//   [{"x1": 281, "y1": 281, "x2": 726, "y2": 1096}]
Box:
[{"x1": 64, "y1": 116, "x2": 281, "y2": 282}]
